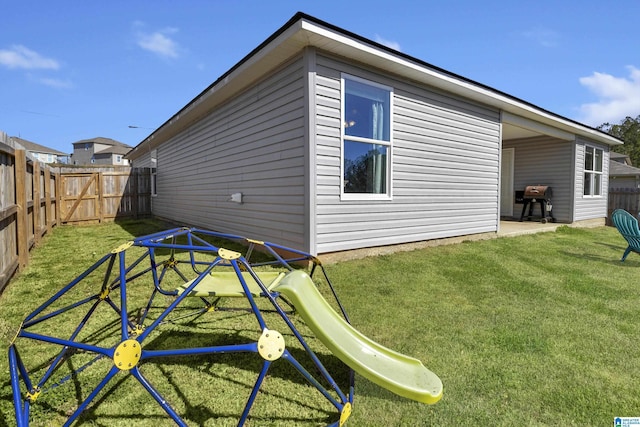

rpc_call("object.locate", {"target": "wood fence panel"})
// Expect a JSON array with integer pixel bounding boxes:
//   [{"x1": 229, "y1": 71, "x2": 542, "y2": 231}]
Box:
[
  {"x1": 0, "y1": 146, "x2": 149, "y2": 291},
  {"x1": 0, "y1": 139, "x2": 18, "y2": 292},
  {"x1": 59, "y1": 168, "x2": 151, "y2": 224},
  {"x1": 607, "y1": 188, "x2": 640, "y2": 224}
]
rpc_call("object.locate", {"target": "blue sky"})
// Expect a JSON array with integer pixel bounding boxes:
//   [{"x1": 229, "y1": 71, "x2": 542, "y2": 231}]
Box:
[{"x1": 1, "y1": 0, "x2": 639, "y2": 154}]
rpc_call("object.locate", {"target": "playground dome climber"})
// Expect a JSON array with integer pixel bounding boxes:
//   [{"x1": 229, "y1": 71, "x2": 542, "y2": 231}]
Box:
[{"x1": 8, "y1": 227, "x2": 442, "y2": 426}]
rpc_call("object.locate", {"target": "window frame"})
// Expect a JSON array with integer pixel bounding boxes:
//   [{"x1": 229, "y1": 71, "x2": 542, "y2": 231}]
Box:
[
  {"x1": 583, "y1": 145, "x2": 604, "y2": 197},
  {"x1": 340, "y1": 73, "x2": 393, "y2": 201}
]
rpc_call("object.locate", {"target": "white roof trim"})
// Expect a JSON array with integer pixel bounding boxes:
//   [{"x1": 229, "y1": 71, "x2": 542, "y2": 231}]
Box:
[{"x1": 127, "y1": 13, "x2": 621, "y2": 160}]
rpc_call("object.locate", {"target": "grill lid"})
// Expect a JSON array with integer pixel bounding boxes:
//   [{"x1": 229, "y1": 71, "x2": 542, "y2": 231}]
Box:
[{"x1": 524, "y1": 185, "x2": 552, "y2": 198}]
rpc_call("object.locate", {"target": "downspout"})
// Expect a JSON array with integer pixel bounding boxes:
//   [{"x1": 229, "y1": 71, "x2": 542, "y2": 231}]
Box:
[{"x1": 303, "y1": 47, "x2": 318, "y2": 255}]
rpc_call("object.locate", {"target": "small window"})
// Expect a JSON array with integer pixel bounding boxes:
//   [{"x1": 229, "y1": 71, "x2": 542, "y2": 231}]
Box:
[
  {"x1": 584, "y1": 146, "x2": 603, "y2": 196},
  {"x1": 116, "y1": 155, "x2": 122, "y2": 163},
  {"x1": 341, "y1": 75, "x2": 392, "y2": 199}
]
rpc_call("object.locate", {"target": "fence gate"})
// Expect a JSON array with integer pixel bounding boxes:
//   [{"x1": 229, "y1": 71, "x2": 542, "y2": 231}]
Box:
[{"x1": 60, "y1": 169, "x2": 151, "y2": 224}]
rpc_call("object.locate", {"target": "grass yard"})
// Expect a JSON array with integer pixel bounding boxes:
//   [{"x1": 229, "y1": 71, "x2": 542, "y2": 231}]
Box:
[{"x1": 1, "y1": 220, "x2": 640, "y2": 426}]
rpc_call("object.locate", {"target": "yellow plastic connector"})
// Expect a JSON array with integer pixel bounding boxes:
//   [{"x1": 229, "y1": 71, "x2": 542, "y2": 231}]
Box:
[
  {"x1": 339, "y1": 402, "x2": 352, "y2": 426},
  {"x1": 257, "y1": 329, "x2": 285, "y2": 361},
  {"x1": 111, "y1": 241, "x2": 133, "y2": 254},
  {"x1": 246, "y1": 238, "x2": 264, "y2": 245},
  {"x1": 26, "y1": 387, "x2": 41, "y2": 402},
  {"x1": 99, "y1": 288, "x2": 110, "y2": 300},
  {"x1": 113, "y1": 339, "x2": 141, "y2": 371},
  {"x1": 218, "y1": 248, "x2": 241, "y2": 260},
  {"x1": 163, "y1": 258, "x2": 178, "y2": 268},
  {"x1": 129, "y1": 324, "x2": 145, "y2": 337}
]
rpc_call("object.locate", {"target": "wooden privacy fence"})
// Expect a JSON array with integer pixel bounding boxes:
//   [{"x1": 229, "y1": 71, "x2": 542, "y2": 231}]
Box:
[
  {"x1": 0, "y1": 133, "x2": 151, "y2": 293},
  {"x1": 608, "y1": 188, "x2": 640, "y2": 223},
  {"x1": 59, "y1": 168, "x2": 151, "y2": 224},
  {"x1": 0, "y1": 135, "x2": 59, "y2": 293}
]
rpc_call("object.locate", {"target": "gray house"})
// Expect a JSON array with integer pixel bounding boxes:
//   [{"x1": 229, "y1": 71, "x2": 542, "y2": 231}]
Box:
[
  {"x1": 126, "y1": 12, "x2": 622, "y2": 255},
  {"x1": 71, "y1": 137, "x2": 131, "y2": 166},
  {"x1": 11, "y1": 136, "x2": 67, "y2": 163},
  {"x1": 609, "y1": 152, "x2": 640, "y2": 189}
]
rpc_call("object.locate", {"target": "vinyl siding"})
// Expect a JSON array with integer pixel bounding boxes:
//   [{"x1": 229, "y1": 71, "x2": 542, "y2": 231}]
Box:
[
  {"x1": 313, "y1": 55, "x2": 501, "y2": 253},
  {"x1": 502, "y1": 136, "x2": 574, "y2": 222},
  {"x1": 573, "y1": 138, "x2": 609, "y2": 221},
  {"x1": 152, "y1": 58, "x2": 307, "y2": 248}
]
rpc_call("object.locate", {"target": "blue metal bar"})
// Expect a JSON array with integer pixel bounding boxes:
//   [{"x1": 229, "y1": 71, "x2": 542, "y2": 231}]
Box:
[
  {"x1": 104, "y1": 297, "x2": 137, "y2": 333},
  {"x1": 137, "y1": 260, "x2": 221, "y2": 342},
  {"x1": 24, "y1": 252, "x2": 114, "y2": 323},
  {"x1": 319, "y1": 265, "x2": 351, "y2": 324},
  {"x1": 19, "y1": 331, "x2": 110, "y2": 357},
  {"x1": 22, "y1": 294, "x2": 98, "y2": 329},
  {"x1": 109, "y1": 250, "x2": 150, "y2": 286},
  {"x1": 118, "y1": 250, "x2": 129, "y2": 340},
  {"x1": 37, "y1": 298, "x2": 103, "y2": 389},
  {"x1": 8, "y1": 346, "x2": 26, "y2": 427},
  {"x1": 238, "y1": 360, "x2": 271, "y2": 425},
  {"x1": 142, "y1": 342, "x2": 256, "y2": 359},
  {"x1": 190, "y1": 228, "x2": 246, "y2": 242},
  {"x1": 131, "y1": 367, "x2": 188, "y2": 426},
  {"x1": 63, "y1": 366, "x2": 119, "y2": 426},
  {"x1": 281, "y1": 350, "x2": 343, "y2": 409},
  {"x1": 13, "y1": 346, "x2": 33, "y2": 393},
  {"x1": 100, "y1": 251, "x2": 117, "y2": 291},
  {"x1": 232, "y1": 260, "x2": 267, "y2": 331},
  {"x1": 259, "y1": 282, "x2": 347, "y2": 402},
  {"x1": 133, "y1": 227, "x2": 191, "y2": 245},
  {"x1": 135, "y1": 242, "x2": 220, "y2": 252}
]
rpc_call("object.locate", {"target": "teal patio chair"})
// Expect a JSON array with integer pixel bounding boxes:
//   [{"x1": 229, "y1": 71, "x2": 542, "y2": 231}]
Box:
[{"x1": 611, "y1": 209, "x2": 640, "y2": 261}]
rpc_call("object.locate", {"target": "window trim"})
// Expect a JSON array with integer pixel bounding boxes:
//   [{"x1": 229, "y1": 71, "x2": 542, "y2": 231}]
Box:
[
  {"x1": 583, "y1": 145, "x2": 603, "y2": 197},
  {"x1": 340, "y1": 73, "x2": 393, "y2": 201}
]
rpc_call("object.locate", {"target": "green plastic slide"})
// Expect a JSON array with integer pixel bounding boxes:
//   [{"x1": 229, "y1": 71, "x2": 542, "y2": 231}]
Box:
[{"x1": 272, "y1": 270, "x2": 443, "y2": 404}]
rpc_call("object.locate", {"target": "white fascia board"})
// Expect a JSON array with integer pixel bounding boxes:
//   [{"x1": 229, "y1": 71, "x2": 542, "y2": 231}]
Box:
[{"x1": 298, "y1": 19, "x2": 622, "y2": 147}]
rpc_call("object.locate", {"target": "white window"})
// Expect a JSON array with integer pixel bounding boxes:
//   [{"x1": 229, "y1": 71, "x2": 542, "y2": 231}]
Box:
[
  {"x1": 341, "y1": 75, "x2": 392, "y2": 199},
  {"x1": 584, "y1": 146, "x2": 603, "y2": 196}
]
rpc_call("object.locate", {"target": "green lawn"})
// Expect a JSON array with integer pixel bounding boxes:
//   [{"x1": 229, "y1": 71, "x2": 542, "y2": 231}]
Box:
[{"x1": 1, "y1": 220, "x2": 639, "y2": 426}]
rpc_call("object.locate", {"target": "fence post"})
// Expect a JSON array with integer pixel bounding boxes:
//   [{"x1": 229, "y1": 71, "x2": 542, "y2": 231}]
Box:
[
  {"x1": 33, "y1": 161, "x2": 41, "y2": 243},
  {"x1": 15, "y1": 149, "x2": 29, "y2": 270},
  {"x1": 44, "y1": 166, "x2": 52, "y2": 233}
]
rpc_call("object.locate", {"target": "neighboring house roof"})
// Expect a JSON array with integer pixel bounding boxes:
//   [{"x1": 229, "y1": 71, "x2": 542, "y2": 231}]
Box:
[
  {"x1": 610, "y1": 159, "x2": 640, "y2": 177},
  {"x1": 95, "y1": 145, "x2": 131, "y2": 155},
  {"x1": 11, "y1": 136, "x2": 67, "y2": 156},
  {"x1": 128, "y1": 12, "x2": 622, "y2": 159},
  {"x1": 73, "y1": 137, "x2": 132, "y2": 150},
  {"x1": 610, "y1": 152, "x2": 631, "y2": 165}
]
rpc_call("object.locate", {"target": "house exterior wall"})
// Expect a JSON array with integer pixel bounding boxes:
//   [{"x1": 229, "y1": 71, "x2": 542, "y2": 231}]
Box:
[
  {"x1": 312, "y1": 54, "x2": 501, "y2": 253},
  {"x1": 502, "y1": 136, "x2": 574, "y2": 222},
  {"x1": 71, "y1": 144, "x2": 93, "y2": 165},
  {"x1": 150, "y1": 57, "x2": 308, "y2": 248},
  {"x1": 573, "y1": 137, "x2": 610, "y2": 221}
]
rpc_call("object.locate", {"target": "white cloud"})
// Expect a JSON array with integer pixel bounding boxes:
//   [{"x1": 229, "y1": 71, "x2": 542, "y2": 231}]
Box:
[
  {"x1": 135, "y1": 26, "x2": 180, "y2": 59},
  {"x1": 522, "y1": 27, "x2": 559, "y2": 48},
  {"x1": 38, "y1": 77, "x2": 73, "y2": 89},
  {"x1": 375, "y1": 35, "x2": 401, "y2": 52},
  {"x1": 0, "y1": 45, "x2": 60, "y2": 70},
  {"x1": 578, "y1": 66, "x2": 640, "y2": 125}
]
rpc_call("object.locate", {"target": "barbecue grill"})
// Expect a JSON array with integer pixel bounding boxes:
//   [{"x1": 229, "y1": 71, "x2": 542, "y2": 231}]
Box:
[{"x1": 519, "y1": 185, "x2": 554, "y2": 223}]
